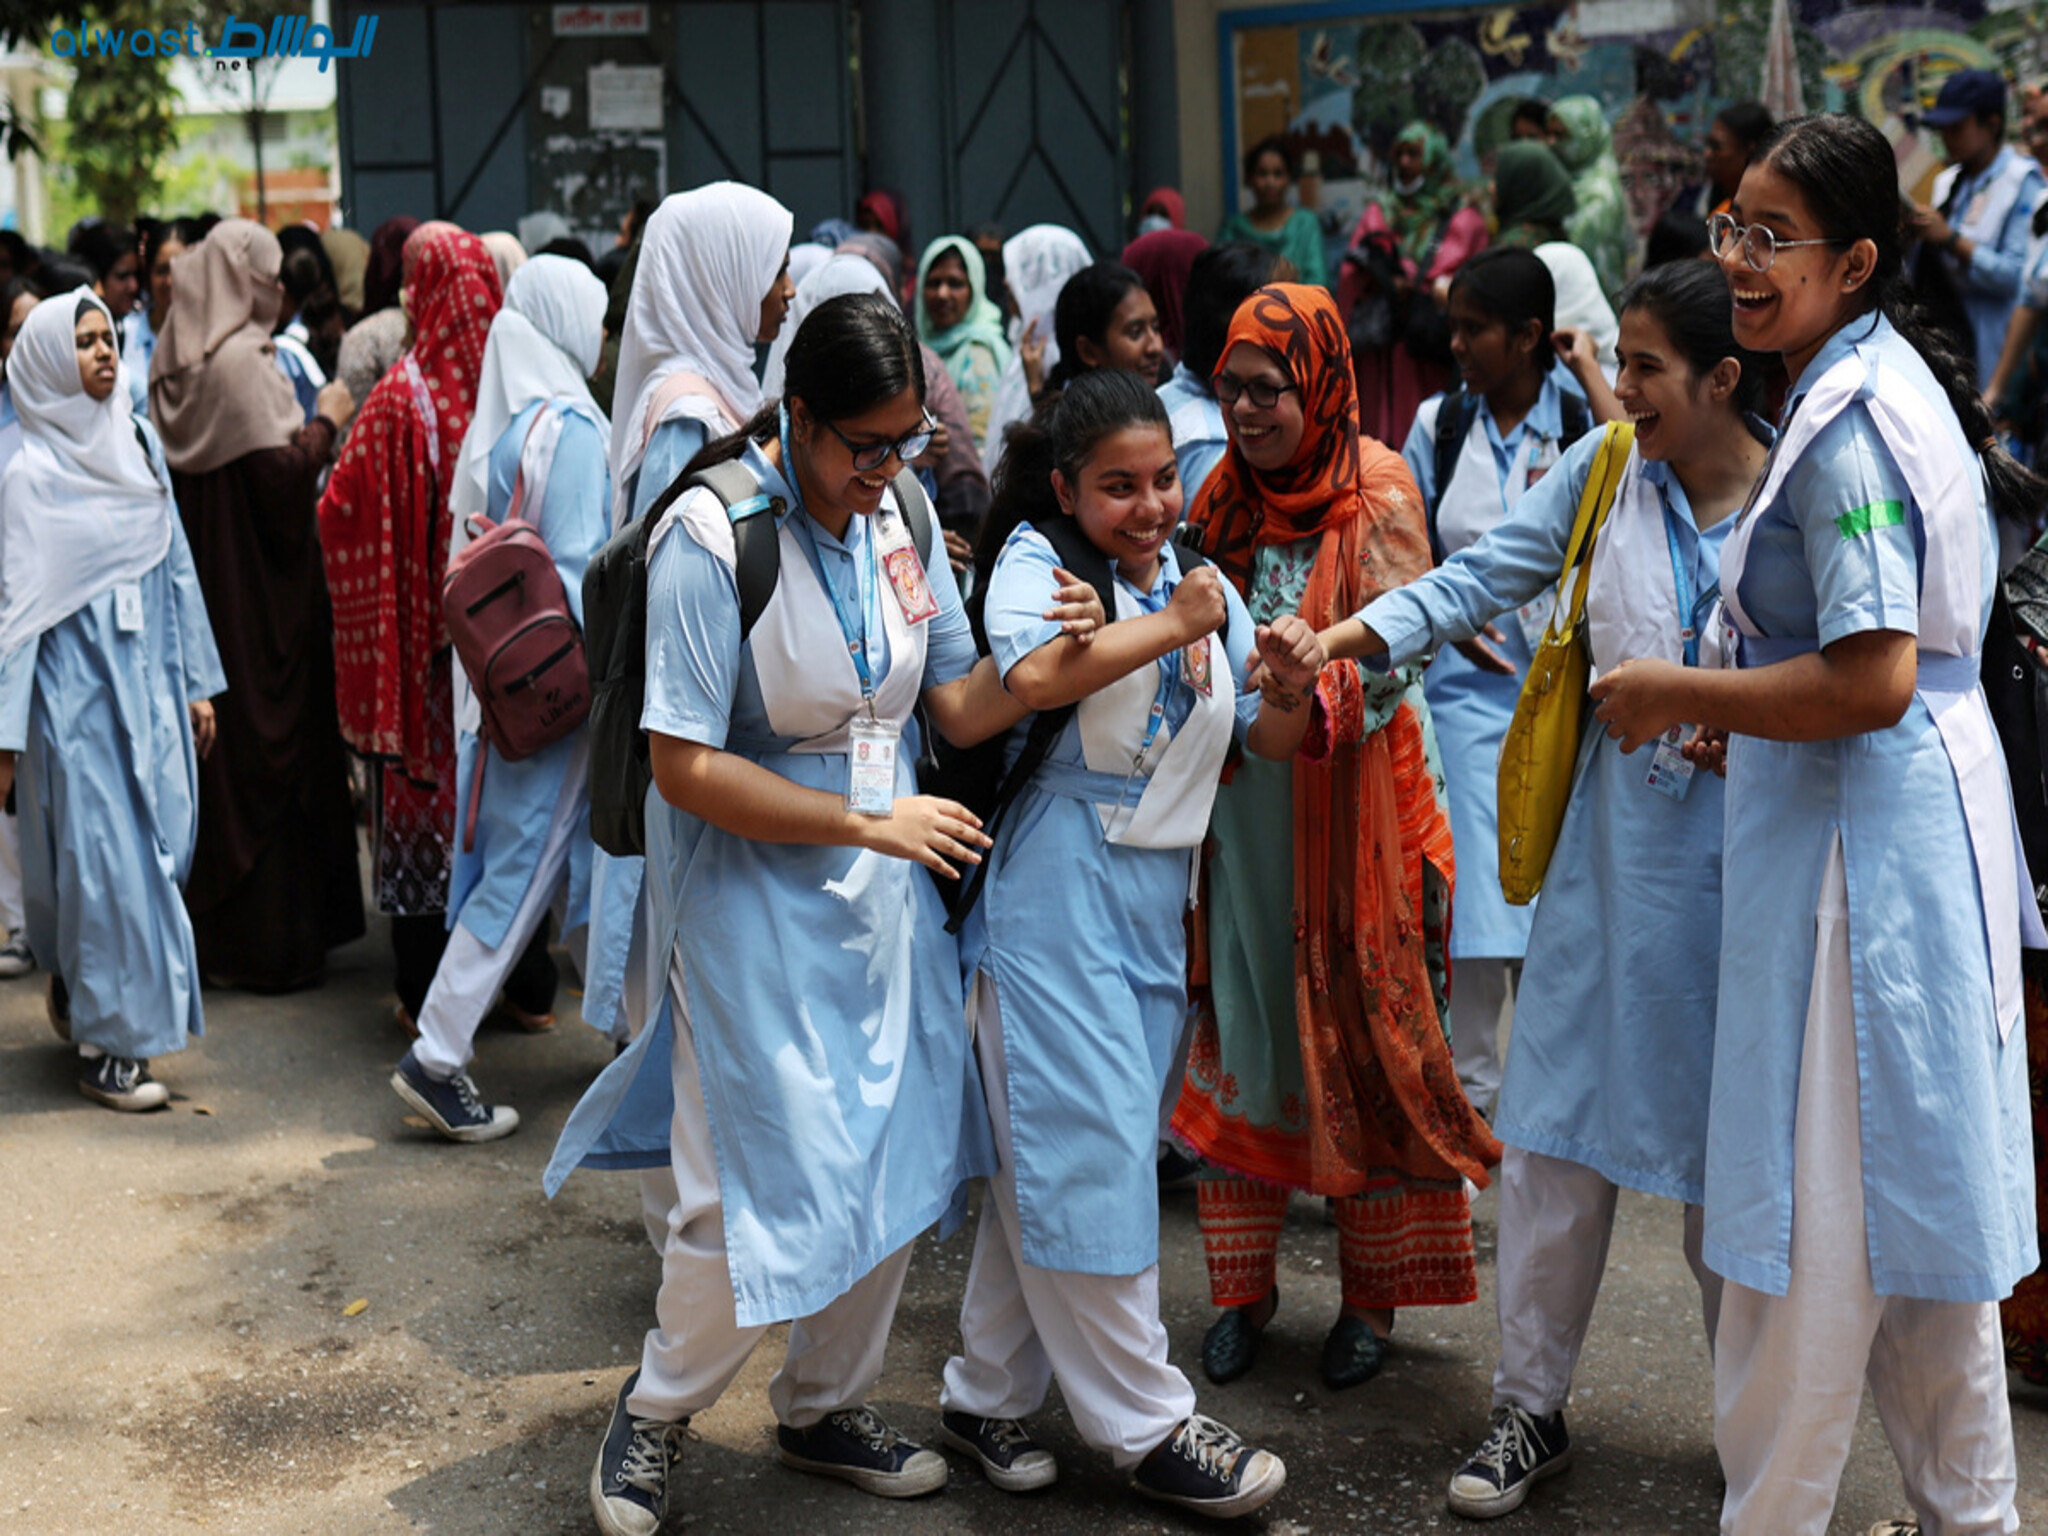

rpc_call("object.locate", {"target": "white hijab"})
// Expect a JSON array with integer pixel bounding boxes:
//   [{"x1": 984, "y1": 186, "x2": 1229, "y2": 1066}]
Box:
[
  {"x1": 0, "y1": 289, "x2": 175, "y2": 660},
  {"x1": 981, "y1": 224, "x2": 1091, "y2": 473},
  {"x1": 452, "y1": 254, "x2": 610, "y2": 525},
  {"x1": 761, "y1": 252, "x2": 896, "y2": 399},
  {"x1": 609, "y1": 182, "x2": 792, "y2": 527}
]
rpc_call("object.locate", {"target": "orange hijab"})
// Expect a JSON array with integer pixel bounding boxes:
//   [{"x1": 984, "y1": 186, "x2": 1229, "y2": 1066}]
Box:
[{"x1": 1184, "y1": 282, "x2": 1499, "y2": 1190}]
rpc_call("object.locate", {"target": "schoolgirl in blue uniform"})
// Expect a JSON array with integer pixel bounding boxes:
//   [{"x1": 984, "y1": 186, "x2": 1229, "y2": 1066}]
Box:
[
  {"x1": 1591, "y1": 113, "x2": 2043, "y2": 1534},
  {"x1": 392, "y1": 254, "x2": 613, "y2": 1142},
  {"x1": 937, "y1": 370, "x2": 1314, "y2": 1519},
  {"x1": 546, "y1": 294, "x2": 1100, "y2": 1536},
  {"x1": 1326, "y1": 260, "x2": 1772, "y2": 1518},
  {"x1": 1401, "y1": 248, "x2": 1591, "y2": 1115}
]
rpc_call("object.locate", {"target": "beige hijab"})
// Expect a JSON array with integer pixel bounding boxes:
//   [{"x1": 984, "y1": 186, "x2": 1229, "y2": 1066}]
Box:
[{"x1": 150, "y1": 219, "x2": 305, "y2": 474}]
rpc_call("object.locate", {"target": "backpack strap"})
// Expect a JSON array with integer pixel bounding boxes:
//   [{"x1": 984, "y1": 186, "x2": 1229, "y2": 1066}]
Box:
[
  {"x1": 891, "y1": 468, "x2": 937, "y2": 567},
  {"x1": 686, "y1": 457, "x2": 783, "y2": 642},
  {"x1": 1429, "y1": 387, "x2": 1478, "y2": 564}
]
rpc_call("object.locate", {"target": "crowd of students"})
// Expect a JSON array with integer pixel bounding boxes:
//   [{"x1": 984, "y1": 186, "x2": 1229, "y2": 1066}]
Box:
[{"x1": 0, "y1": 90, "x2": 2045, "y2": 1536}]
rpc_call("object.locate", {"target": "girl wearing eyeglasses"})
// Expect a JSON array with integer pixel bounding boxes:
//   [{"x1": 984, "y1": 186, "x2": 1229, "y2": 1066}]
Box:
[
  {"x1": 1590, "y1": 113, "x2": 2045, "y2": 1535},
  {"x1": 549, "y1": 292, "x2": 1103, "y2": 1534},
  {"x1": 1322, "y1": 258, "x2": 1772, "y2": 1518},
  {"x1": 1399, "y1": 247, "x2": 1595, "y2": 1122}
]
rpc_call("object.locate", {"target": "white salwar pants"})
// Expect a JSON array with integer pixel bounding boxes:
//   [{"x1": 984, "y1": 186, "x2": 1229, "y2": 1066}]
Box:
[
  {"x1": 1492, "y1": 1145, "x2": 1721, "y2": 1415},
  {"x1": 1714, "y1": 838, "x2": 2018, "y2": 1536},
  {"x1": 629, "y1": 950, "x2": 908, "y2": 1427},
  {"x1": 414, "y1": 738, "x2": 589, "y2": 1081},
  {"x1": 941, "y1": 974, "x2": 1196, "y2": 1471},
  {"x1": 0, "y1": 805, "x2": 23, "y2": 938},
  {"x1": 1449, "y1": 957, "x2": 1512, "y2": 1116}
]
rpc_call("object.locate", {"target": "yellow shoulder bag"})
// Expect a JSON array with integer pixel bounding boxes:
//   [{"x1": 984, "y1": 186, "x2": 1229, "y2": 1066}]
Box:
[{"x1": 1496, "y1": 421, "x2": 1634, "y2": 906}]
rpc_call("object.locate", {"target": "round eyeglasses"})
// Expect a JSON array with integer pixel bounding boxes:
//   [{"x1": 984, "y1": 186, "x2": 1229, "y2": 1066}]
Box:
[
  {"x1": 1706, "y1": 211, "x2": 1846, "y2": 273},
  {"x1": 824, "y1": 414, "x2": 935, "y2": 473},
  {"x1": 1212, "y1": 372, "x2": 1297, "y2": 409}
]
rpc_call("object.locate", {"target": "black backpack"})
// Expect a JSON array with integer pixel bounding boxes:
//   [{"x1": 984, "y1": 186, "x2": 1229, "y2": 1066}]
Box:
[
  {"x1": 932, "y1": 516, "x2": 1213, "y2": 933},
  {"x1": 1427, "y1": 383, "x2": 1592, "y2": 562},
  {"x1": 583, "y1": 459, "x2": 934, "y2": 858}
]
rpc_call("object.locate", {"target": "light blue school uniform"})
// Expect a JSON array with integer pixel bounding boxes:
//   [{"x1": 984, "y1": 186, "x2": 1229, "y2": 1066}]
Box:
[
  {"x1": 1158, "y1": 362, "x2": 1228, "y2": 504},
  {"x1": 1401, "y1": 368, "x2": 1584, "y2": 959},
  {"x1": 1928, "y1": 145, "x2": 2046, "y2": 389},
  {"x1": 582, "y1": 414, "x2": 711, "y2": 1035},
  {"x1": 966, "y1": 526, "x2": 1260, "y2": 1274},
  {"x1": 122, "y1": 310, "x2": 155, "y2": 419},
  {"x1": 1363, "y1": 431, "x2": 1738, "y2": 1204},
  {"x1": 547, "y1": 442, "x2": 995, "y2": 1326},
  {"x1": 0, "y1": 421, "x2": 225, "y2": 1059},
  {"x1": 445, "y1": 401, "x2": 609, "y2": 948},
  {"x1": 1707, "y1": 313, "x2": 2038, "y2": 1302}
]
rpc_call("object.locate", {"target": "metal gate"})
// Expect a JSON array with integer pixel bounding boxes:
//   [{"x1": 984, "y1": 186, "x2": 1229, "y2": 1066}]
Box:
[{"x1": 935, "y1": 0, "x2": 1130, "y2": 253}]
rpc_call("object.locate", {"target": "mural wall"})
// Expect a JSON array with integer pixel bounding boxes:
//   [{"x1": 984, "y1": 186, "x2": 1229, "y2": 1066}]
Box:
[{"x1": 1222, "y1": 0, "x2": 2048, "y2": 273}]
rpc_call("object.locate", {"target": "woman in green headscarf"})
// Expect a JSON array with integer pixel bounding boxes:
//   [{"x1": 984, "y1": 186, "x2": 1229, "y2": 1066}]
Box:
[
  {"x1": 1546, "y1": 96, "x2": 1630, "y2": 297},
  {"x1": 1489, "y1": 140, "x2": 1577, "y2": 250},
  {"x1": 1340, "y1": 120, "x2": 1491, "y2": 444},
  {"x1": 916, "y1": 234, "x2": 1011, "y2": 451}
]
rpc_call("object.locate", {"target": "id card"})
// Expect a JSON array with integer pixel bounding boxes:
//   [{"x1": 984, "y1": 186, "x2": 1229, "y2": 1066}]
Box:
[
  {"x1": 875, "y1": 515, "x2": 938, "y2": 625},
  {"x1": 114, "y1": 582, "x2": 144, "y2": 633},
  {"x1": 1645, "y1": 725, "x2": 1694, "y2": 801},
  {"x1": 1515, "y1": 592, "x2": 1556, "y2": 649},
  {"x1": 846, "y1": 714, "x2": 900, "y2": 816},
  {"x1": 1182, "y1": 635, "x2": 1213, "y2": 697}
]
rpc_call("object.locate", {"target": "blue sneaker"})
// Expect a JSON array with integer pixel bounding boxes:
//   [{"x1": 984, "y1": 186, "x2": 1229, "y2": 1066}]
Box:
[
  {"x1": 776, "y1": 1405, "x2": 948, "y2": 1497},
  {"x1": 390, "y1": 1047, "x2": 518, "y2": 1143},
  {"x1": 590, "y1": 1370, "x2": 691, "y2": 1536}
]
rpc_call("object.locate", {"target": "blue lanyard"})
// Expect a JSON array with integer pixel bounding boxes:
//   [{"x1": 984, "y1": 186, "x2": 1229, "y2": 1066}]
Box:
[
  {"x1": 780, "y1": 405, "x2": 879, "y2": 704},
  {"x1": 1662, "y1": 508, "x2": 1716, "y2": 668}
]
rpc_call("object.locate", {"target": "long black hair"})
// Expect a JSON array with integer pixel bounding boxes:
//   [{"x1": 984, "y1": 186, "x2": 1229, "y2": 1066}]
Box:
[
  {"x1": 1181, "y1": 242, "x2": 1282, "y2": 386},
  {"x1": 974, "y1": 368, "x2": 1172, "y2": 586},
  {"x1": 1615, "y1": 259, "x2": 1768, "y2": 417},
  {"x1": 686, "y1": 291, "x2": 925, "y2": 474},
  {"x1": 1754, "y1": 112, "x2": 2047, "y2": 533},
  {"x1": 1046, "y1": 261, "x2": 1148, "y2": 391}
]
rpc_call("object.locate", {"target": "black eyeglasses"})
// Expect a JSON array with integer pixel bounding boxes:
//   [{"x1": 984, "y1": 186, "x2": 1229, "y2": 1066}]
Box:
[
  {"x1": 1212, "y1": 372, "x2": 1297, "y2": 409},
  {"x1": 823, "y1": 414, "x2": 935, "y2": 473}
]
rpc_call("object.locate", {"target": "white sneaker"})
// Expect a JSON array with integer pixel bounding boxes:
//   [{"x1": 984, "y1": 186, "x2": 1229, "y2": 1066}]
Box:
[{"x1": 0, "y1": 937, "x2": 34, "y2": 978}]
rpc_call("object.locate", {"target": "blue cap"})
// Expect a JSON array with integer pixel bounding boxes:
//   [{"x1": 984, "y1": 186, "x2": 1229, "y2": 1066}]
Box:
[{"x1": 1919, "y1": 69, "x2": 2006, "y2": 128}]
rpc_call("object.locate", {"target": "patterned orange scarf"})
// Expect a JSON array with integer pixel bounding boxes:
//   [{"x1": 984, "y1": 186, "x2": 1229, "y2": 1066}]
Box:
[{"x1": 1186, "y1": 283, "x2": 1499, "y2": 1188}]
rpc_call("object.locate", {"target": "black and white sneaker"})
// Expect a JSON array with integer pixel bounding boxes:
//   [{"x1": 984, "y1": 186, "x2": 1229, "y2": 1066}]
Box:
[
  {"x1": 1446, "y1": 1404, "x2": 1571, "y2": 1519},
  {"x1": 1131, "y1": 1413, "x2": 1285, "y2": 1520},
  {"x1": 390, "y1": 1047, "x2": 519, "y2": 1143},
  {"x1": 937, "y1": 1411, "x2": 1057, "y2": 1492},
  {"x1": 776, "y1": 1405, "x2": 948, "y2": 1497},
  {"x1": 78, "y1": 1053, "x2": 169, "y2": 1112},
  {"x1": 590, "y1": 1370, "x2": 692, "y2": 1536},
  {"x1": 0, "y1": 936, "x2": 35, "y2": 979}
]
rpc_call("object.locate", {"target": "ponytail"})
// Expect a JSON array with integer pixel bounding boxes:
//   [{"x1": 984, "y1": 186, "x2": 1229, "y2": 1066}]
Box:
[{"x1": 1755, "y1": 113, "x2": 2048, "y2": 535}]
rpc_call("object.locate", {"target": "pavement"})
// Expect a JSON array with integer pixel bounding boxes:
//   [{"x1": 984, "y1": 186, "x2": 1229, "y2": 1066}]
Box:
[{"x1": 1, "y1": 913, "x2": 2043, "y2": 1535}]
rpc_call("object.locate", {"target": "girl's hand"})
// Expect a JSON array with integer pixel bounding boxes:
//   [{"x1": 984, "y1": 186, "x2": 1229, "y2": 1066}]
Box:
[
  {"x1": 1044, "y1": 566, "x2": 1105, "y2": 644},
  {"x1": 1683, "y1": 724, "x2": 1729, "y2": 777},
  {"x1": 1166, "y1": 565, "x2": 1227, "y2": 643},
  {"x1": 857, "y1": 795, "x2": 992, "y2": 878},
  {"x1": 189, "y1": 700, "x2": 218, "y2": 759},
  {"x1": 1551, "y1": 327, "x2": 1600, "y2": 380},
  {"x1": 1589, "y1": 658, "x2": 1688, "y2": 753},
  {"x1": 943, "y1": 529, "x2": 974, "y2": 576},
  {"x1": 1453, "y1": 624, "x2": 1517, "y2": 675},
  {"x1": 916, "y1": 417, "x2": 950, "y2": 469},
  {"x1": 1020, "y1": 319, "x2": 1047, "y2": 396},
  {"x1": 1255, "y1": 615, "x2": 1324, "y2": 704}
]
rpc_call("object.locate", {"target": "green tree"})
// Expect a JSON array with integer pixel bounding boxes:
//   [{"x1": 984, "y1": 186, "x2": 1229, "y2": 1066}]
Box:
[{"x1": 65, "y1": 0, "x2": 187, "y2": 221}]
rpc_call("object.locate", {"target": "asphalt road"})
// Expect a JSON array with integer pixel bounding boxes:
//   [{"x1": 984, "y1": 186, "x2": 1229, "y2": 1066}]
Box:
[{"x1": 2, "y1": 915, "x2": 2042, "y2": 1534}]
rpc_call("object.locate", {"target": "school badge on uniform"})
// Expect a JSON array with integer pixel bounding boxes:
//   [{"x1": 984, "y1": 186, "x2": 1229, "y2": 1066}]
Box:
[
  {"x1": 876, "y1": 515, "x2": 938, "y2": 624},
  {"x1": 1183, "y1": 636, "x2": 1213, "y2": 696}
]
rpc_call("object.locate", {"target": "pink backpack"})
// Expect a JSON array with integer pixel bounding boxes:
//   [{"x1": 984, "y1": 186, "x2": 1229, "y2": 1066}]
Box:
[{"x1": 441, "y1": 405, "x2": 590, "y2": 846}]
